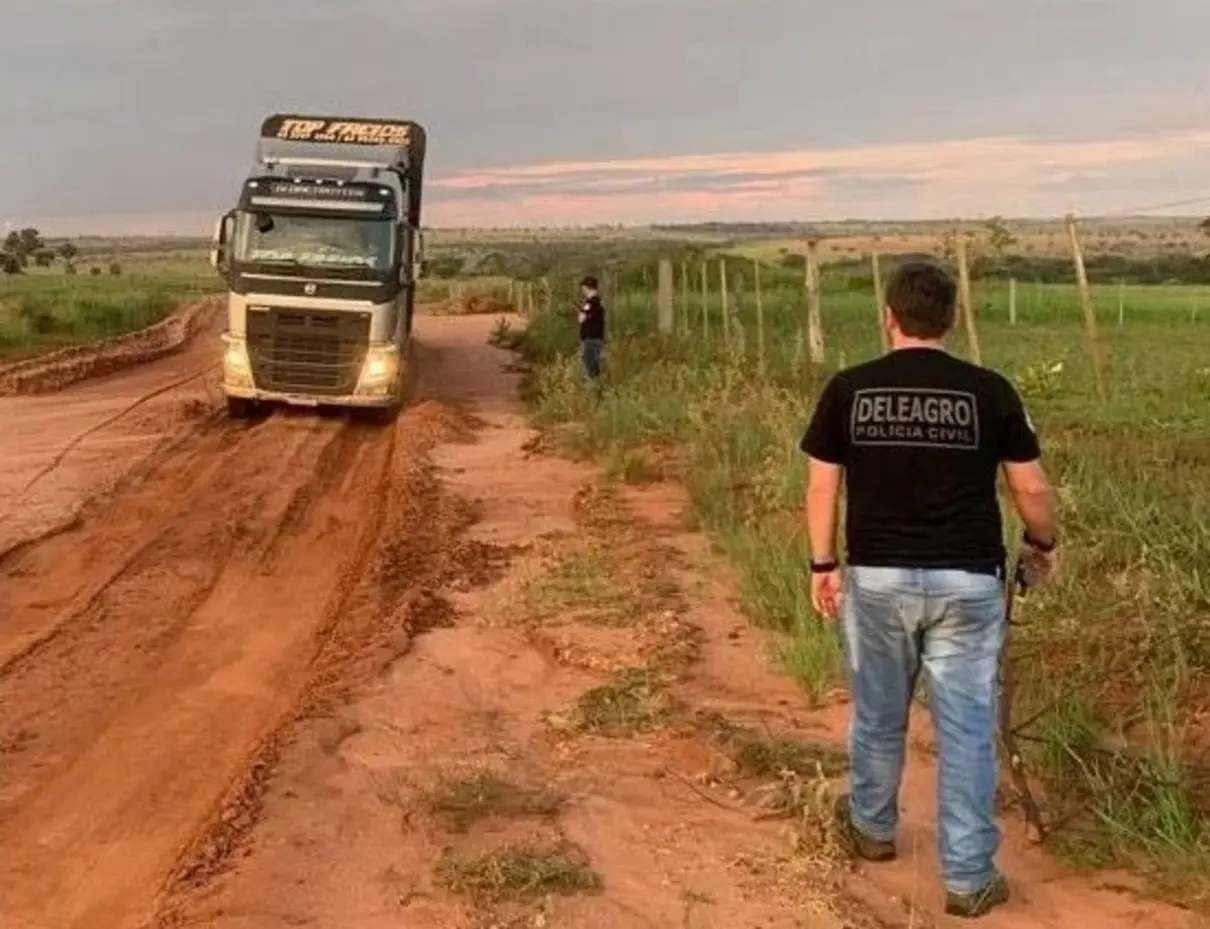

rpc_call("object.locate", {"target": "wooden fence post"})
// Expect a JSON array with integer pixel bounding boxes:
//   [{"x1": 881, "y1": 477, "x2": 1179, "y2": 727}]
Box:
[
  {"x1": 805, "y1": 239, "x2": 825, "y2": 365},
  {"x1": 700, "y1": 262, "x2": 710, "y2": 340},
  {"x1": 657, "y1": 258, "x2": 674, "y2": 333},
  {"x1": 679, "y1": 261, "x2": 690, "y2": 336},
  {"x1": 719, "y1": 259, "x2": 730, "y2": 347},
  {"x1": 753, "y1": 259, "x2": 766, "y2": 375},
  {"x1": 871, "y1": 251, "x2": 889, "y2": 352},
  {"x1": 1009, "y1": 277, "x2": 1017, "y2": 325},
  {"x1": 956, "y1": 238, "x2": 982, "y2": 366},
  {"x1": 1064, "y1": 213, "x2": 1108, "y2": 405}
]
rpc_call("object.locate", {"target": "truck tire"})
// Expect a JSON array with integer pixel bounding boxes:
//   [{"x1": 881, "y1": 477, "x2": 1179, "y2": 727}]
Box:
[{"x1": 226, "y1": 397, "x2": 256, "y2": 420}]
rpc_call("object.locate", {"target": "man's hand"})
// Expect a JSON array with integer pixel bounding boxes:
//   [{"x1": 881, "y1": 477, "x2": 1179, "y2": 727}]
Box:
[
  {"x1": 811, "y1": 568, "x2": 843, "y2": 620},
  {"x1": 1018, "y1": 539, "x2": 1058, "y2": 587}
]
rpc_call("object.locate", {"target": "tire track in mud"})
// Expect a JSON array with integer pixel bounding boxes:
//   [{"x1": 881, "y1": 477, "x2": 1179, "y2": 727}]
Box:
[
  {"x1": 0, "y1": 407, "x2": 392, "y2": 929},
  {"x1": 0, "y1": 401, "x2": 228, "y2": 568},
  {"x1": 0, "y1": 417, "x2": 352, "y2": 807},
  {"x1": 157, "y1": 419, "x2": 401, "y2": 903},
  {"x1": 252, "y1": 418, "x2": 383, "y2": 572},
  {"x1": 0, "y1": 387, "x2": 488, "y2": 929},
  {"x1": 156, "y1": 401, "x2": 484, "y2": 923},
  {"x1": 0, "y1": 411, "x2": 307, "y2": 677},
  {"x1": 2, "y1": 360, "x2": 221, "y2": 508}
]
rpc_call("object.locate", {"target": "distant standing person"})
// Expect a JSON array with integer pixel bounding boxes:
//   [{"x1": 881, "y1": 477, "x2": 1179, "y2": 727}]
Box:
[
  {"x1": 798, "y1": 260, "x2": 1058, "y2": 919},
  {"x1": 578, "y1": 276, "x2": 605, "y2": 387}
]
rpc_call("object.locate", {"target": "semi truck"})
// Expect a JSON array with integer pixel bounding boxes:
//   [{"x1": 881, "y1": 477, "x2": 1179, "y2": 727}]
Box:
[{"x1": 209, "y1": 114, "x2": 427, "y2": 422}]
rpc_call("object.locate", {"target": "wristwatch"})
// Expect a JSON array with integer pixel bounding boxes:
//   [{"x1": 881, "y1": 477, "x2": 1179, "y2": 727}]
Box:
[{"x1": 809, "y1": 559, "x2": 838, "y2": 574}]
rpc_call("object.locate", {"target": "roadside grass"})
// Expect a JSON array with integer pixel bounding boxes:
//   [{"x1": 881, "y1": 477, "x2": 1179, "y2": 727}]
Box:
[
  {"x1": 422, "y1": 771, "x2": 564, "y2": 833},
  {"x1": 695, "y1": 710, "x2": 849, "y2": 780},
  {"x1": 529, "y1": 549, "x2": 631, "y2": 624},
  {"x1": 0, "y1": 254, "x2": 217, "y2": 360},
  {"x1": 506, "y1": 271, "x2": 1210, "y2": 902},
  {"x1": 529, "y1": 546, "x2": 683, "y2": 628},
  {"x1": 563, "y1": 665, "x2": 680, "y2": 737},
  {"x1": 434, "y1": 843, "x2": 602, "y2": 903}
]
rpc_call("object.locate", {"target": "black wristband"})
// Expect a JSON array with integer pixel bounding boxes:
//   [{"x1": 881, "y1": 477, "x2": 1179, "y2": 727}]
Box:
[
  {"x1": 810, "y1": 559, "x2": 838, "y2": 574},
  {"x1": 1022, "y1": 531, "x2": 1056, "y2": 553}
]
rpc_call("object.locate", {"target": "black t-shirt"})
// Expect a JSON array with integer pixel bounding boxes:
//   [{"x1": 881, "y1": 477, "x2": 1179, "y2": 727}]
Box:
[
  {"x1": 800, "y1": 347, "x2": 1041, "y2": 573},
  {"x1": 579, "y1": 294, "x2": 605, "y2": 340}
]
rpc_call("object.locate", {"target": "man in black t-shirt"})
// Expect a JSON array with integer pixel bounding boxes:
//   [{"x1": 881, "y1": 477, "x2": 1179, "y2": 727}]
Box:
[
  {"x1": 578, "y1": 276, "x2": 606, "y2": 387},
  {"x1": 800, "y1": 260, "x2": 1058, "y2": 919}
]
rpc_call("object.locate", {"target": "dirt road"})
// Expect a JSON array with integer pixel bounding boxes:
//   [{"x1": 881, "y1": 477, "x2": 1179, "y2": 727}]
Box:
[
  {"x1": 1, "y1": 313, "x2": 1204, "y2": 929},
  {"x1": 0, "y1": 315, "x2": 486, "y2": 928},
  {"x1": 0, "y1": 304, "x2": 224, "y2": 560}
]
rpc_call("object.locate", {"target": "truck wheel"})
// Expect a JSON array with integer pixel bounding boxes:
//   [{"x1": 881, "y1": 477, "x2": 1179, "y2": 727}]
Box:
[{"x1": 226, "y1": 397, "x2": 256, "y2": 420}]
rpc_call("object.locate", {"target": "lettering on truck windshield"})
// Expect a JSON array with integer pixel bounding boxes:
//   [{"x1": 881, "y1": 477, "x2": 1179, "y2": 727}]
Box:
[{"x1": 235, "y1": 212, "x2": 394, "y2": 271}]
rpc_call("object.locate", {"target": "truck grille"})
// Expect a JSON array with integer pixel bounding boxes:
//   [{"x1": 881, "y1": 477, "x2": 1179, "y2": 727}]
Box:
[{"x1": 246, "y1": 307, "x2": 371, "y2": 396}]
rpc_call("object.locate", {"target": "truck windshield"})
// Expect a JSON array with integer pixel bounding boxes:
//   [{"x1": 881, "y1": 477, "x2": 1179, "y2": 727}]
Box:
[{"x1": 233, "y1": 211, "x2": 395, "y2": 273}]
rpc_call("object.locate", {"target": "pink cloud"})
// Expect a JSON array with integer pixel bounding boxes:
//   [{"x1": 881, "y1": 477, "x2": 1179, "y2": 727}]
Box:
[
  {"x1": 21, "y1": 131, "x2": 1210, "y2": 234},
  {"x1": 426, "y1": 130, "x2": 1210, "y2": 226},
  {"x1": 432, "y1": 132, "x2": 1210, "y2": 191}
]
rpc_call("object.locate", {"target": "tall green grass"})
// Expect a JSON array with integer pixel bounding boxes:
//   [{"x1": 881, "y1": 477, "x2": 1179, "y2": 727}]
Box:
[
  {"x1": 506, "y1": 272, "x2": 1210, "y2": 900},
  {"x1": 0, "y1": 254, "x2": 217, "y2": 359}
]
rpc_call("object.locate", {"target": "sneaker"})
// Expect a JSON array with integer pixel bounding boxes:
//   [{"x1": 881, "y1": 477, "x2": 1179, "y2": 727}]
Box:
[
  {"x1": 832, "y1": 793, "x2": 896, "y2": 862},
  {"x1": 945, "y1": 871, "x2": 1010, "y2": 919}
]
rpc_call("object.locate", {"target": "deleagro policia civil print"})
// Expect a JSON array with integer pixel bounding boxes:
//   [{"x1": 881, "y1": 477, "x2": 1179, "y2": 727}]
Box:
[{"x1": 849, "y1": 387, "x2": 980, "y2": 449}]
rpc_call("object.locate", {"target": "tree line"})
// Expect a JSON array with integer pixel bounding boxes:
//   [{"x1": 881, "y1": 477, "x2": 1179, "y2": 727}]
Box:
[
  {"x1": 1, "y1": 228, "x2": 78, "y2": 274},
  {"x1": 0, "y1": 228, "x2": 125, "y2": 277}
]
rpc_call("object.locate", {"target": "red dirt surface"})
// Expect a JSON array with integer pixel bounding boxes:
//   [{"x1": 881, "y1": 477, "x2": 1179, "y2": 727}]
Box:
[{"x1": 0, "y1": 313, "x2": 1204, "y2": 929}]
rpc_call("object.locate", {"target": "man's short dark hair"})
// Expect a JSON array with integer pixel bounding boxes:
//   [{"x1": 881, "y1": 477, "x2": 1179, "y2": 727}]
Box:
[
  {"x1": 885, "y1": 261, "x2": 957, "y2": 339},
  {"x1": 580, "y1": 275, "x2": 599, "y2": 290}
]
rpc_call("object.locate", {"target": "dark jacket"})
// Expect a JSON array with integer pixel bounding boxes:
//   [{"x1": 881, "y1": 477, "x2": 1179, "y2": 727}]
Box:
[{"x1": 579, "y1": 294, "x2": 605, "y2": 341}]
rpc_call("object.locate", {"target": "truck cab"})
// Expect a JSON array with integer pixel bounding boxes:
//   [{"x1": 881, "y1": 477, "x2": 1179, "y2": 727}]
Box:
[{"x1": 210, "y1": 115, "x2": 427, "y2": 422}]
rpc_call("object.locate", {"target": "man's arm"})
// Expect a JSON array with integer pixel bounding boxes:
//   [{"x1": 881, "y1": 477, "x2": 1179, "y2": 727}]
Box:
[
  {"x1": 998, "y1": 379, "x2": 1057, "y2": 546},
  {"x1": 1003, "y1": 460, "x2": 1057, "y2": 546},
  {"x1": 805, "y1": 457, "x2": 844, "y2": 561},
  {"x1": 799, "y1": 375, "x2": 849, "y2": 561}
]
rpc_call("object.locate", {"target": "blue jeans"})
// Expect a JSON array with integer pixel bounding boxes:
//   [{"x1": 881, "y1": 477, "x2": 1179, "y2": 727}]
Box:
[
  {"x1": 838, "y1": 566, "x2": 1006, "y2": 894},
  {"x1": 580, "y1": 338, "x2": 603, "y2": 384}
]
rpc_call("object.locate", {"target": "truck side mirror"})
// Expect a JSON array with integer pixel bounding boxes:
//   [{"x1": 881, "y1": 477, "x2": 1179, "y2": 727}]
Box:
[
  {"x1": 412, "y1": 228, "x2": 425, "y2": 279},
  {"x1": 210, "y1": 211, "x2": 235, "y2": 274}
]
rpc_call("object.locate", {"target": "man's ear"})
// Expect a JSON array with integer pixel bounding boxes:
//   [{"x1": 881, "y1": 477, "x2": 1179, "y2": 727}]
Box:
[{"x1": 883, "y1": 306, "x2": 897, "y2": 335}]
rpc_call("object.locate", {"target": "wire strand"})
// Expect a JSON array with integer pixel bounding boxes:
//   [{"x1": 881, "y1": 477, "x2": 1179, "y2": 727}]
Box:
[{"x1": 1092, "y1": 194, "x2": 1210, "y2": 219}]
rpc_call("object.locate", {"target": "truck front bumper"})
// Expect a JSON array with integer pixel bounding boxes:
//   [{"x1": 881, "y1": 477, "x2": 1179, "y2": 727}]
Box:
[
  {"x1": 223, "y1": 386, "x2": 399, "y2": 409},
  {"x1": 221, "y1": 333, "x2": 403, "y2": 408}
]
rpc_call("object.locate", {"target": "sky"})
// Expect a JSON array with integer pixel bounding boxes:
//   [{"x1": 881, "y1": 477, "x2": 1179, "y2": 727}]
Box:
[{"x1": 2, "y1": 0, "x2": 1209, "y2": 233}]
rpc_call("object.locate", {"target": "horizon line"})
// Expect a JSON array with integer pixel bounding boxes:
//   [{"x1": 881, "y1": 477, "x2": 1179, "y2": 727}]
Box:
[
  {"x1": 14, "y1": 211, "x2": 1205, "y2": 237},
  {"x1": 15, "y1": 211, "x2": 1203, "y2": 241}
]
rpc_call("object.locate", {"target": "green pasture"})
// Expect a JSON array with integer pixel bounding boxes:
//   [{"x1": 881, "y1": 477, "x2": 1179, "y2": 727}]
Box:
[
  {"x1": 0, "y1": 251, "x2": 217, "y2": 360},
  {"x1": 508, "y1": 271, "x2": 1210, "y2": 902}
]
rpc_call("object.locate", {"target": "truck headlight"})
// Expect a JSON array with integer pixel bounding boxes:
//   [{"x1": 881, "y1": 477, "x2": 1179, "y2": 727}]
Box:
[
  {"x1": 224, "y1": 340, "x2": 250, "y2": 372},
  {"x1": 222, "y1": 335, "x2": 253, "y2": 387},
  {"x1": 358, "y1": 345, "x2": 399, "y2": 389},
  {"x1": 355, "y1": 345, "x2": 399, "y2": 394}
]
